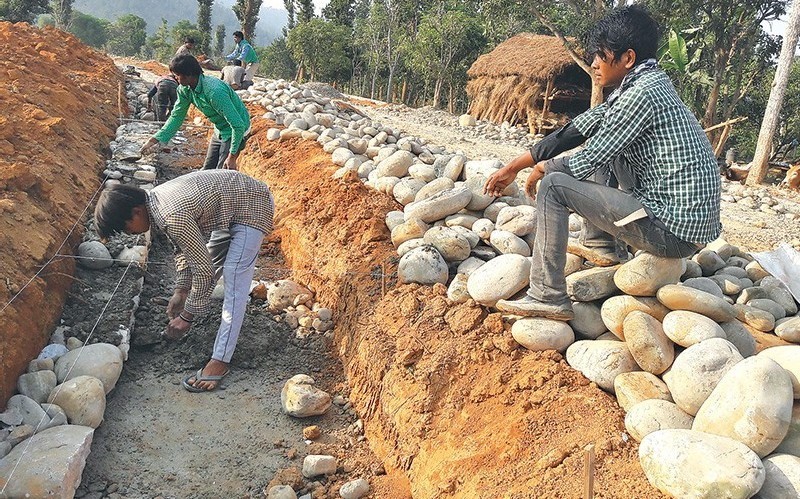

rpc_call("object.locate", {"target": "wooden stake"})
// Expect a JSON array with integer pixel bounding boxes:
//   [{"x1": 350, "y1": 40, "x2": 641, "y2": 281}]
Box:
[
  {"x1": 381, "y1": 262, "x2": 386, "y2": 298},
  {"x1": 118, "y1": 81, "x2": 125, "y2": 119},
  {"x1": 584, "y1": 444, "x2": 595, "y2": 499}
]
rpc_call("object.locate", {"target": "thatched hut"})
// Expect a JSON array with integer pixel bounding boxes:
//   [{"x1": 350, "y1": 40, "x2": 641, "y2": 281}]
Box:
[{"x1": 466, "y1": 33, "x2": 592, "y2": 134}]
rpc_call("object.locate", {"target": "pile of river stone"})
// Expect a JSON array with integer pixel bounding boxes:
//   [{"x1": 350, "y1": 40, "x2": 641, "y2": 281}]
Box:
[
  {"x1": 250, "y1": 278, "x2": 335, "y2": 339},
  {"x1": 237, "y1": 79, "x2": 800, "y2": 498},
  {"x1": 458, "y1": 114, "x2": 539, "y2": 149}
]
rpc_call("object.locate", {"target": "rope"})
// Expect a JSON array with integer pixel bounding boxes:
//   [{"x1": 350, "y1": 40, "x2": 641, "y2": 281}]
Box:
[{"x1": 0, "y1": 250, "x2": 137, "y2": 495}]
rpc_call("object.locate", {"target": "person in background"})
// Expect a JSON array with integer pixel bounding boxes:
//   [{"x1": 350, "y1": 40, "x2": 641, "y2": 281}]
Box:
[
  {"x1": 175, "y1": 37, "x2": 196, "y2": 58},
  {"x1": 221, "y1": 59, "x2": 246, "y2": 91},
  {"x1": 140, "y1": 55, "x2": 250, "y2": 171},
  {"x1": 93, "y1": 170, "x2": 274, "y2": 392},
  {"x1": 146, "y1": 74, "x2": 179, "y2": 122},
  {"x1": 225, "y1": 31, "x2": 259, "y2": 82}
]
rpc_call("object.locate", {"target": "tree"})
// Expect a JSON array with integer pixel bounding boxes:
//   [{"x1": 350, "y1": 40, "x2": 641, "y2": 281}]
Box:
[
  {"x1": 407, "y1": 5, "x2": 485, "y2": 108},
  {"x1": 106, "y1": 14, "x2": 147, "y2": 56},
  {"x1": 322, "y1": 0, "x2": 354, "y2": 27},
  {"x1": 287, "y1": 19, "x2": 351, "y2": 82},
  {"x1": 214, "y1": 23, "x2": 226, "y2": 57},
  {"x1": 69, "y1": 10, "x2": 109, "y2": 48},
  {"x1": 283, "y1": 0, "x2": 296, "y2": 32},
  {"x1": 232, "y1": 0, "x2": 263, "y2": 42},
  {"x1": 747, "y1": 0, "x2": 800, "y2": 185},
  {"x1": 197, "y1": 0, "x2": 213, "y2": 54},
  {"x1": 143, "y1": 19, "x2": 174, "y2": 62},
  {"x1": 296, "y1": 0, "x2": 314, "y2": 23},
  {"x1": 49, "y1": 0, "x2": 73, "y2": 30},
  {"x1": 258, "y1": 37, "x2": 296, "y2": 80},
  {"x1": 172, "y1": 20, "x2": 203, "y2": 51},
  {"x1": 0, "y1": 0, "x2": 49, "y2": 22}
]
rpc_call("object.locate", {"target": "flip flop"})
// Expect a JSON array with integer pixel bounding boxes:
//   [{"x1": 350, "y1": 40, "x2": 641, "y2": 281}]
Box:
[{"x1": 181, "y1": 368, "x2": 230, "y2": 393}]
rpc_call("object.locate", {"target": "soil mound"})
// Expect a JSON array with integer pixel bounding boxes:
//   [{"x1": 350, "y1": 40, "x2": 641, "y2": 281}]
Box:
[
  {"x1": 0, "y1": 22, "x2": 122, "y2": 404},
  {"x1": 240, "y1": 120, "x2": 662, "y2": 497}
]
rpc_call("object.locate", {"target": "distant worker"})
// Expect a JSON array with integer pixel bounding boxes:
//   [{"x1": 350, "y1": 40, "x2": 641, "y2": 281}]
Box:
[
  {"x1": 175, "y1": 37, "x2": 196, "y2": 58},
  {"x1": 146, "y1": 74, "x2": 179, "y2": 121},
  {"x1": 225, "y1": 31, "x2": 259, "y2": 81},
  {"x1": 140, "y1": 55, "x2": 251, "y2": 171},
  {"x1": 221, "y1": 59, "x2": 247, "y2": 90},
  {"x1": 93, "y1": 169, "x2": 275, "y2": 393}
]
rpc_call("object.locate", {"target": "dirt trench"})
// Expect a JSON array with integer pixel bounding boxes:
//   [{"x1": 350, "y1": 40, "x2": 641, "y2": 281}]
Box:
[
  {"x1": 239, "y1": 120, "x2": 663, "y2": 498},
  {"x1": 0, "y1": 22, "x2": 123, "y2": 404}
]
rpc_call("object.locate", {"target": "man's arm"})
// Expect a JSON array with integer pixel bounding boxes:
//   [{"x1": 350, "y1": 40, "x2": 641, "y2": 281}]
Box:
[
  {"x1": 529, "y1": 122, "x2": 587, "y2": 163},
  {"x1": 147, "y1": 85, "x2": 157, "y2": 108},
  {"x1": 152, "y1": 86, "x2": 191, "y2": 145},
  {"x1": 225, "y1": 44, "x2": 240, "y2": 61},
  {"x1": 165, "y1": 213, "x2": 215, "y2": 316}
]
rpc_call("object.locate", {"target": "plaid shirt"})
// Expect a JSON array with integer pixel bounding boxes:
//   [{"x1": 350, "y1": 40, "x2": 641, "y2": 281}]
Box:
[
  {"x1": 146, "y1": 170, "x2": 274, "y2": 315},
  {"x1": 570, "y1": 67, "x2": 721, "y2": 243},
  {"x1": 153, "y1": 74, "x2": 251, "y2": 154}
]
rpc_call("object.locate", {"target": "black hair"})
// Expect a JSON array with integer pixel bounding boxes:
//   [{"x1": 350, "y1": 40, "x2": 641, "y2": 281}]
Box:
[
  {"x1": 184, "y1": 37, "x2": 196, "y2": 44},
  {"x1": 233, "y1": 31, "x2": 244, "y2": 39},
  {"x1": 586, "y1": 5, "x2": 660, "y2": 64},
  {"x1": 93, "y1": 183, "x2": 147, "y2": 239},
  {"x1": 169, "y1": 54, "x2": 203, "y2": 77},
  {"x1": 232, "y1": 59, "x2": 242, "y2": 66}
]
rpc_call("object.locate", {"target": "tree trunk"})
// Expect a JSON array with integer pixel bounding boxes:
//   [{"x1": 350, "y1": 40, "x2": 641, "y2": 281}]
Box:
[
  {"x1": 703, "y1": 52, "x2": 727, "y2": 128},
  {"x1": 590, "y1": 75, "x2": 603, "y2": 108},
  {"x1": 747, "y1": 0, "x2": 800, "y2": 186},
  {"x1": 432, "y1": 78, "x2": 443, "y2": 108}
]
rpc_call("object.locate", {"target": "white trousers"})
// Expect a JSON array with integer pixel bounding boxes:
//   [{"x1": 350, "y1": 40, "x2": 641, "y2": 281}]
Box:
[
  {"x1": 206, "y1": 224, "x2": 264, "y2": 363},
  {"x1": 244, "y1": 62, "x2": 259, "y2": 81}
]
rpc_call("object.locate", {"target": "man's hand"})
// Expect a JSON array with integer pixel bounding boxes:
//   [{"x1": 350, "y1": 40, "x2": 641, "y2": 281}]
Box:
[
  {"x1": 483, "y1": 165, "x2": 517, "y2": 197},
  {"x1": 140, "y1": 137, "x2": 160, "y2": 155},
  {"x1": 224, "y1": 153, "x2": 239, "y2": 171},
  {"x1": 166, "y1": 289, "x2": 188, "y2": 320},
  {"x1": 165, "y1": 315, "x2": 192, "y2": 340},
  {"x1": 525, "y1": 162, "x2": 547, "y2": 200}
]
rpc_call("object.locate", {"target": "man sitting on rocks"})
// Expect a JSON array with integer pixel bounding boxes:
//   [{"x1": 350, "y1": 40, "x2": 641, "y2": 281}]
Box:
[
  {"x1": 141, "y1": 55, "x2": 250, "y2": 171},
  {"x1": 93, "y1": 169, "x2": 275, "y2": 392},
  {"x1": 483, "y1": 6, "x2": 721, "y2": 320},
  {"x1": 146, "y1": 73, "x2": 179, "y2": 122}
]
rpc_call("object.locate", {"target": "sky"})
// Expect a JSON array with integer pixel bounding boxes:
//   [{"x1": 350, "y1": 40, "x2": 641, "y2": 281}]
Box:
[{"x1": 262, "y1": 0, "x2": 329, "y2": 15}]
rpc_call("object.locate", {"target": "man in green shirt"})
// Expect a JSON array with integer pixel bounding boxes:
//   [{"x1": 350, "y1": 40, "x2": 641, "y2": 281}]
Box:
[
  {"x1": 225, "y1": 31, "x2": 259, "y2": 82},
  {"x1": 484, "y1": 6, "x2": 721, "y2": 320},
  {"x1": 141, "y1": 55, "x2": 251, "y2": 170}
]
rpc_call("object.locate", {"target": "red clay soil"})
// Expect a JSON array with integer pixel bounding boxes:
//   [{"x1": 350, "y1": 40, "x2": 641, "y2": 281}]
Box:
[
  {"x1": 0, "y1": 23, "x2": 122, "y2": 405},
  {"x1": 239, "y1": 120, "x2": 664, "y2": 497}
]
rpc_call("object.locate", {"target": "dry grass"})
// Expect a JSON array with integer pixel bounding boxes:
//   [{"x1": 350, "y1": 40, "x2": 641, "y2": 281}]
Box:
[{"x1": 467, "y1": 33, "x2": 579, "y2": 79}]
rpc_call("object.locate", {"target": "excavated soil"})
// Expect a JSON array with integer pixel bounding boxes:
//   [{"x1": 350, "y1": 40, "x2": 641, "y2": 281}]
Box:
[
  {"x1": 239, "y1": 121, "x2": 663, "y2": 497},
  {"x1": 0, "y1": 22, "x2": 123, "y2": 404}
]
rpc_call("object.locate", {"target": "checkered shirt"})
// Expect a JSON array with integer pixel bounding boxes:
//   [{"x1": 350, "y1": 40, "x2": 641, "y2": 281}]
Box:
[
  {"x1": 570, "y1": 68, "x2": 721, "y2": 243},
  {"x1": 146, "y1": 169, "x2": 274, "y2": 315}
]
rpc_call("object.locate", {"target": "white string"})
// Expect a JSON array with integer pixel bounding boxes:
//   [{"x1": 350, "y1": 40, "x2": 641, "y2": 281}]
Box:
[
  {"x1": 0, "y1": 249, "x2": 137, "y2": 495},
  {"x1": 0, "y1": 175, "x2": 110, "y2": 316}
]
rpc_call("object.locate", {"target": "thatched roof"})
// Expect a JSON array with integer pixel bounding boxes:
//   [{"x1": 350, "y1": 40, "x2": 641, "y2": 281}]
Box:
[{"x1": 468, "y1": 33, "x2": 580, "y2": 81}]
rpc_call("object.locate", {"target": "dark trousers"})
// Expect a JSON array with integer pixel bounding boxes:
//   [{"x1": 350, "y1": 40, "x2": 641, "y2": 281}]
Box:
[
  {"x1": 154, "y1": 81, "x2": 178, "y2": 122},
  {"x1": 202, "y1": 132, "x2": 248, "y2": 170},
  {"x1": 528, "y1": 158, "x2": 700, "y2": 304}
]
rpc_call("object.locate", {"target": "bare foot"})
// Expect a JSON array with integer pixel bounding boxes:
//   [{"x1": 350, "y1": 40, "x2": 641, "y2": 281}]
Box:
[{"x1": 186, "y1": 359, "x2": 229, "y2": 391}]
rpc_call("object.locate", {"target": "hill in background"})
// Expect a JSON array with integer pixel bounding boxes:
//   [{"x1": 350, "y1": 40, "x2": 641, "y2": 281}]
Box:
[{"x1": 74, "y1": 0, "x2": 288, "y2": 46}]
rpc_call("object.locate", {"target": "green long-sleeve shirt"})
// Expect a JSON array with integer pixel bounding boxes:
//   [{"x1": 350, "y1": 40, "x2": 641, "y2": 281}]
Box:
[{"x1": 153, "y1": 74, "x2": 251, "y2": 154}]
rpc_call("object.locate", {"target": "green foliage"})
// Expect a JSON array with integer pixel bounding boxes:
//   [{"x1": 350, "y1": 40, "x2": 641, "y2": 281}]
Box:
[
  {"x1": 295, "y1": 0, "x2": 314, "y2": 24},
  {"x1": 214, "y1": 23, "x2": 226, "y2": 57},
  {"x1": 257, "y1": 36, "x2": 296, "y2": 80},
  {"x1": 0, "y1": 0, "x2": 49, "y2": 22},
  {"x1": 287, "y1": 19, "x2": 351, "y2": 82},
  {"x1": 172, "y1": 19, "x2": 203, "y2": 48},
  {"x1": 49, "y1": 0, "x2": 73, "y2": 29},
  {"x1": 197, "y1": 0, "x2": 213, "y2": 54},
  {"x1": 69, "y1": 9, "x2": 109, "y2": 47},
  {"x1": 106, "y1": 13, "x2": 147, "y2": 56},
  {"x1": 233, "y1": 0, "x2": 263, "y2": 41},
  {"x1": 406, "y1": 6, "x2": 486, "y2": 107},
  {"x1": 143, "y1": 19, "x2": 174, "y2": 62},
  {"x1": 322, "y1": 0, "x2": 354, "y2": 27}
]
